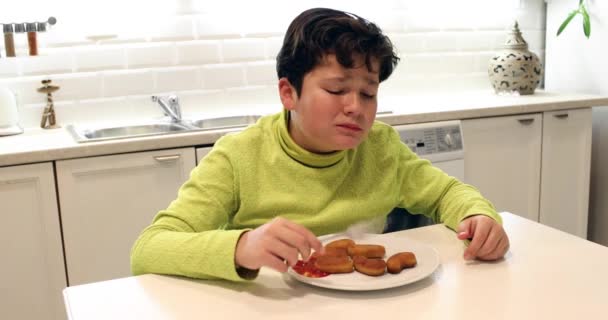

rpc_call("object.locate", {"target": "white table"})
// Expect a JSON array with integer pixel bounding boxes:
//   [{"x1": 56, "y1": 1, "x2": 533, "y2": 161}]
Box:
[{"x1": 63, "y1": 212, "x2": 608, "y2": 319}]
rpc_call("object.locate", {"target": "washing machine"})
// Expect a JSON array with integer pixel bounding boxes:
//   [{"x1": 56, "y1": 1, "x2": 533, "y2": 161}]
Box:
[{"x1": 384, "y1": 120, "x2": 465, "y2": 232}]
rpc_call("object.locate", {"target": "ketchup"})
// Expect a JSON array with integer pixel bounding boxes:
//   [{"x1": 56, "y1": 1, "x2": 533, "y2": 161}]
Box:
[{"x1": 292, "y1": 257, "x2": 329, "y2": 278}]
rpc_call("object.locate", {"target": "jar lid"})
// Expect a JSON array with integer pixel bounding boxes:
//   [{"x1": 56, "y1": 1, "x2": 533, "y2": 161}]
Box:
[
  {"x1": 3, "y1": 23, "x2": 14, "y2": 33},
  {"x1": 37, "y1": 22, "x2": 47, "y2": 32},
  {"x1": 502, "y1": 21, "x2": 528, "y2": 50},
  {"x1": 14, "y1": 23, "x2": 25, "y2": 33},
  {"x1": 26, "y1": 22, "x2": 37, "y2": 32}
]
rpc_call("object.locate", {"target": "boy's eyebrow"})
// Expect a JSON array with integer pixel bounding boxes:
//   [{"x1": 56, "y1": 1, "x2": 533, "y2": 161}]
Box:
[{"x1": 322, "y1": 76, "x2": 379, "y2": 86}]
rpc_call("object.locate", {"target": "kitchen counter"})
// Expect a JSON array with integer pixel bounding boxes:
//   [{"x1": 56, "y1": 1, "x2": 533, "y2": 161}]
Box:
[{"x1": 1, "y1": 90, "x2": 607, "y2": 167}]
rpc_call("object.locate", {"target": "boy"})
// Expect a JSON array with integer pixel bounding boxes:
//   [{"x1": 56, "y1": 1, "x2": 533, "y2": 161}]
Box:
[{"x1": 131, "y1": 8, "x2": 509, "y2": 281}]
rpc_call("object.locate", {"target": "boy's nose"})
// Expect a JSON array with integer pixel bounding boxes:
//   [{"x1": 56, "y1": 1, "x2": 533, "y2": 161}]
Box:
[{"x1": 343, "y1": 93, "x2": 363, "y2": 115}]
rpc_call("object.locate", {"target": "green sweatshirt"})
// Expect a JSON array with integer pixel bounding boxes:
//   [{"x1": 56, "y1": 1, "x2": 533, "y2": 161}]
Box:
[{"x1": 130, "y1": 110, "x2": 499, "y2": 281}]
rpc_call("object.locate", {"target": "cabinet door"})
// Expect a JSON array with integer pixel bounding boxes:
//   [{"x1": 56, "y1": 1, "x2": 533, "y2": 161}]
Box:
[
  {"x1": 57, "y1": 148, "x2": 196, "y2": 286},
  {"x1": 196, "y1": 146, "x2": 213, "y2": 164},
  {"x1": 540, "y1": 108, "x2": 592, "y2": 238},
  {"x1": 462, "y1": 113, "x2": 542, "y2": 222},
  {"x1": 0, "y1": 163, "x2": 67, "y2": 320}
]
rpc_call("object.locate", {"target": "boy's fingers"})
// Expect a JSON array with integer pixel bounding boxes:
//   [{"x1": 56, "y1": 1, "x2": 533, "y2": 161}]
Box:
[
  {"x1": 464, "y1": 224, "x2": 490, "y2": 260},
  {"x1": 282, "y1": 219, "x2": 323, "y2": 253}
]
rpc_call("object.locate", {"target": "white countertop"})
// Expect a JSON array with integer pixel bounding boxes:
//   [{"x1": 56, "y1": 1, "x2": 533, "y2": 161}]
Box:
[
  {"x1": 63, "y1": 212, "x2": 608, "y2": 320},
  {"x1": 1, "y1": 90, "x2": 607, "y2": 167}
]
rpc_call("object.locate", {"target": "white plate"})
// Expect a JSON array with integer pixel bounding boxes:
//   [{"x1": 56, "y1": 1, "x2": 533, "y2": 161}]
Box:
[{"x1": 287, "y1": 233, "x2": 440, "y2": 291}]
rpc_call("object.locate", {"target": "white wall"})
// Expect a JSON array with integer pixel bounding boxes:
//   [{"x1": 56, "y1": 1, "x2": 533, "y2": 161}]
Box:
[
  {"x1": 545, "y1": 0, "x2": 608, "y2": 245},
  {"x1": 0, "y1": 0, "x2": 546, "y2": 128}
]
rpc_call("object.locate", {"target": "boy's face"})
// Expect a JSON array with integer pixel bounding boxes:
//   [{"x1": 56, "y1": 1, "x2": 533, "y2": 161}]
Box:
[{"x1": 280, "y1": 54, "x2": 380, "y2": 153}]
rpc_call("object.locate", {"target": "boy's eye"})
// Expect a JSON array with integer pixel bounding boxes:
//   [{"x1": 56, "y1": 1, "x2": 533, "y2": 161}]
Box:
[
  {"x1": 325, "y1": 89, "x2": 344, "y2": 95},
  {"x1": 361, "y1": 92, "x2": 376, "y2": 99}
]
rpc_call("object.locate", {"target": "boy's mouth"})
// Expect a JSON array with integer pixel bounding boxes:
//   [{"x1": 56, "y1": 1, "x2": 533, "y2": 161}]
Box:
[{"x1": 337, "y1": 123, "x2": 363, "y2": 132}]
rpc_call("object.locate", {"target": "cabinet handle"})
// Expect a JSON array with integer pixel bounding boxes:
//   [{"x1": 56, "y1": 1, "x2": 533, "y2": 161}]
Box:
[
  {"x1": 517, "y1": 118, "x2": 535, "y2": 125},
  {"x1": 553, "y1": 113, "x2": 569, "y2": 119},
  {"x1": 154, "y1": 155, "x2": 181, "y2": 162}
]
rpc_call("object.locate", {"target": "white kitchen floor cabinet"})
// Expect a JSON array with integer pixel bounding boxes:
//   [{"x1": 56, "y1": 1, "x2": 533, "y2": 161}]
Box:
[
  {"x1": 196, "y1": 146, "x2": 213, "y2": 164},
  {"x1": 0, "y1": 163, "x2": 67, "y2": 320},
  {"x1": 462, "y1": 113, "x2": 543, "y2": 222},
  {"x1": 463, "y1": 108, "x2": 592, "y2": 238},
  {"x1": 539, "y1": 108, "x2": 592, "y2": 238},
  {"x1": 56, "y1": 148, "x2": 196, "y2": 286}
]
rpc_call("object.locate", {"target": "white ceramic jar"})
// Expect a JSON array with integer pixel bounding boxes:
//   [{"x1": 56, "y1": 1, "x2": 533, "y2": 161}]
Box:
[{"x1": 488, "y1": 21, "x2": 543, "y2": 95}]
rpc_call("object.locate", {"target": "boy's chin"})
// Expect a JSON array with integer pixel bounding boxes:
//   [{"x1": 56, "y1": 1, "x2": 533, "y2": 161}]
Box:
[{"x1": 331, "y1": 137, "x2": 365, "y2": 151}]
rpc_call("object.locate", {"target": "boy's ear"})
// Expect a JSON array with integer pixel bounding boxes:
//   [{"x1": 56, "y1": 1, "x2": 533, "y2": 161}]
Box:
[{"x1": 278, "y1": 78, "x2": 298, "y2": 111}]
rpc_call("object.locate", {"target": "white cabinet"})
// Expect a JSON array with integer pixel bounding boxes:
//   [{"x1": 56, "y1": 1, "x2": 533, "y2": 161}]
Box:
[
  {"x1": 463, "y1": 108, "x2": 593, "y2": 238},
  {"x1": 196, "y1": 146, "x2": 213, "y2": 163},
  {"x1": 57, "y1": 148, "x2": 196, "y2": 286},
  {"x1": 540, "y1": 108, "x2": 592, "y2": 238},
  {"x1": 462, "y1": 113, "x2": 543, "y2": 222},
  {"x1": 0, "y1": 163, "x2": 67, "y2": 320}
]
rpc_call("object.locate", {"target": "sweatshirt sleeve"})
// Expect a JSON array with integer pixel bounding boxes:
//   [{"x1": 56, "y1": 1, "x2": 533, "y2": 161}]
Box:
[
  {"x1": 130, "y1": 137, "x2": 255, "y2": 281},
  {"x1": 394, "y1": 133, "x2": 501, "y2": 231}
]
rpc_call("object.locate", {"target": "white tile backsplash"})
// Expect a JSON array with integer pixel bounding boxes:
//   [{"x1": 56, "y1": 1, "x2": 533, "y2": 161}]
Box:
[
  {"x1": 176, "y1": 40, "x2": 221, "y2": 65},
  {"x1": 149, "y1": 16, "x2": 196, "y2": 41},
  {"x1": 1, "y1": 0, "x2": 546, "y2": 128},
  {"x1": 201, "y1": 63, "x2": 245, "y2": 89},
  {"x1": 126, "y1": 43, "x2": 176, "y2": 68},
  {"x1": 74, "y1": 46, "x2": 126, "y2": 71},
  {"x1": 20, "y1": 50, "x2": 74, "y2": 75},
  {"x1": 102, "y1": 70, "x2": 155, "y2": 97},
  {"x1": 222, "y1": 39, "x2": 266, "y2": 62},
  {"x1": 245, "y1": 61, "x2": 276, "y2": 86},
  {"x1": 154, "y1": 66, "x2": 202, "y2": 92},
  {"x1": 52, "y1": 73, "x2": 104, "y2": 101}
]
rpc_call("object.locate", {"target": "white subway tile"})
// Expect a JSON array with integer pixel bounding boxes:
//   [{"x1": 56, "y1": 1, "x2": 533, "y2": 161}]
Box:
[
  {"x1": 0, "y1": 59, "x2": 20, "y2": 77},
  {"x1": 224, "y1": 86, "x2": 280, "y2": 107},
  {"x1": 245, "y1": 61, "x2": 276, "y2": 86},
  {"x1": 21, "y1": 49, "x2": 74, "y2": 75},
  {"x1": 195, "y1": 13, "x2": 243, "y2": 39},
  {"x1": 154, "y1": 66, "x2": 202, "y2": 92},
  {"x1": 150, "y1": 16, "x2": 195, "y2": 41},
  {"x1": 1, "y1": 76, "x2": 48, "y2": 105},
  {"x1": 58, "y1": 97, "x2": 134, "y2": 126},
  {"x1": 390, "y1": 33, "x2": 426, "y2": 54},
  {"x1": 176, "y1": 40, "x2": 221, "y2": 65},
  {"x1": 475, "y1": 52, "x2": 496, "y2": 73},
  {"x1": 401, "y1": 54, "x2": 445, "y2": 74},
  {"x1": 102, "y1": 70, "x2": 155, "y2": 97},
  {"x1": 441, "y1": 53, "x2": 476, "y2": 74},
  {"x1": 201, "y1": 63, "x2": 245, "y2": 89},
  {"x1": 17, "y1": 103, "x2": 46, "y2": 129},
  {"x1": 363, "y1": 11, "x2": 407, "y2": 33},
  {"x1": 179, "y1": 89, "x2": 227, "y2": 115},
  {"x1": 74, "y1": 45, "x2": 126, "y2": 71},
  {"x1": 221, "y1": 39, "x2": 266, "y2": 62},
  {"x1": 51, "y1": 73, "x2": 103, "y2": 101},
  {"x1": 239, "y1": 13, "x2": 290, "y2": 37},
  {"x1": 265, "y1": 37, "x2": 283, "y2": 59},
  {"x1": 126, "y1": 43, "x2": 176, "y2": 68},
  {"x1": 424, "y1": 32, "x2": 495, "y2": 52}
]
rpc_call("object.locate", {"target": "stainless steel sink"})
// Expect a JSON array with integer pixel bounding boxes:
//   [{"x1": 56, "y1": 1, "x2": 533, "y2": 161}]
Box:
[
  {"x1": 187, "y1": 115, "x2": 260, "y2": 130},
  {"x1": 67, "y1": 122, "x2": 191, "y2": 143},
  {"x1": 66, "y1": 115, "x2": 262, "y2": 143}
]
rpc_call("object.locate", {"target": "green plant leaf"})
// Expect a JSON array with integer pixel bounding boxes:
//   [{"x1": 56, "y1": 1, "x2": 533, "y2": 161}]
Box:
[
  {"x1": 557, "y1": 10, "x2": 579, "y2": 36},
  {"x1": 582, "y1": 6, "x2": 591, "y2": 38}
]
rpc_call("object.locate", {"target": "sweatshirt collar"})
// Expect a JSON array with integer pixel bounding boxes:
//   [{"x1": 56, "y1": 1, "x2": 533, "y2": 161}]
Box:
[{"x1": 276, "y1": 109, "x2": 346, "y2": 168}]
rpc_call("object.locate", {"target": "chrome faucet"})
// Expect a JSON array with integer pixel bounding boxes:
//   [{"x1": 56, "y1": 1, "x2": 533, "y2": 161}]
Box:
[{"x1": 151, "y1": 94, "x2": 182, "y2": 122}]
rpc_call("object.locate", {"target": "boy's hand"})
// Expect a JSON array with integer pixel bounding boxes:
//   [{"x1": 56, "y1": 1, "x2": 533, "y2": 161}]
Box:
[
  {"x1": 235, "y1": 217, "x2": 323, "y2": 273},
  {"x1": 457, "y1": 215, "x2": 509, "y2": 261}
]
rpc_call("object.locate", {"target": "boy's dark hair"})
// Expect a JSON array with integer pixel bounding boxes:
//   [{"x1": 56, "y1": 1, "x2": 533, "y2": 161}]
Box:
[{"x1": 276, "y1": 8, "x2": 400, "y2": 96}]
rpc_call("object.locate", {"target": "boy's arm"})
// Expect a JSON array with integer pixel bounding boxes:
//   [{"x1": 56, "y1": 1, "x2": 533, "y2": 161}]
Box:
[
  {"x1": 130, "y1": 142, "x2": 254, "y2": 281},
  {"x1": 397, "y1": 145, "x2": 501, "y2": 231}
]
